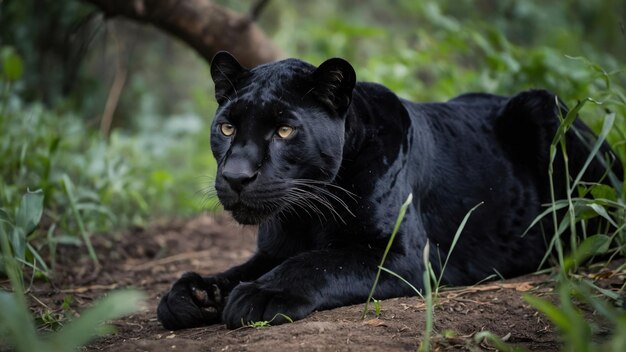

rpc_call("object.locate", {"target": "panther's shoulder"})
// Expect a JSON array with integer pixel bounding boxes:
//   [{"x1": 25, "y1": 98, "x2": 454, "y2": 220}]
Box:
[{"x1": 448, "y1": 92, "x2": 508, "y2": 105}]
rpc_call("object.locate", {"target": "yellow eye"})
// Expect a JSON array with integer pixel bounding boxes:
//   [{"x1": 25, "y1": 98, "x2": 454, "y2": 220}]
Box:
[
  {"x1": 276, "y1": 125, "x2": 294, "y2": 139},
  {"x1": 219, "y1": 123, "x2": 235, "y2": 136}
]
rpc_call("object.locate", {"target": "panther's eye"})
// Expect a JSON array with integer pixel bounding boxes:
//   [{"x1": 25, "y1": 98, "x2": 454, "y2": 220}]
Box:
[
  {"x1": 276, "y1": 125, "x2": 295, "y2": 139},
  {"x1": 219, "y1": 123, "x2": 235, "y2": 137}
]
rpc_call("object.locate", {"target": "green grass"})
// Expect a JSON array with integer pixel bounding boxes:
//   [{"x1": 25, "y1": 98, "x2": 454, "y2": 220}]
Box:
[
  {"x1": 0, "y1": 47, "x2": 219, "y2": 276},
  {"x1": 240, "y1": 313, "x2": 294, "y2": 329},
  {"x1": 0, "y1": 185, "x2": 145, "y2": 352},
  {"x1": 0, "y1": 49, "x2": 216, "y2": 350},
  {"x1": 0, "y1": 286, "x2": 145, "y2": 352},
  {"x1": 364, "y1": 197, "x2": 483, "y2": 351},
  {"x1": 362, "y1": 193, "x2": 413, "y2": 319},
  {"x1": 517, "y1": 78, "x2": 626, "y2": 351},
  {"x1": 0, "y1": 101, "x2": 218, "y2": 274}
]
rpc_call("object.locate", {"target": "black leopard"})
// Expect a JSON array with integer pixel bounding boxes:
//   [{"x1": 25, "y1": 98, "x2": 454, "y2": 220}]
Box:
[{"x1": 157, "y1": 52, "x2": 623, "y2": 330}]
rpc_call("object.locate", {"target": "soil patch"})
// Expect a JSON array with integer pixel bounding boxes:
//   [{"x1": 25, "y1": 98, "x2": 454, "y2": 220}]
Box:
[{"x1": 7, "y1": 214, "x2": 620, "y2": 351}]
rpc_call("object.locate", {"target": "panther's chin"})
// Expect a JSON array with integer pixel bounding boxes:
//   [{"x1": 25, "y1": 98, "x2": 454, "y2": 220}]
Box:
[{"x1": 228, "y1": 203, "x2": 273, "y2": 225}]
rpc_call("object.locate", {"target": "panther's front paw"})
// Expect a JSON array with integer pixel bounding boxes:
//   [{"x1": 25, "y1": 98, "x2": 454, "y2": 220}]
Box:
[
  {"x1": 157, "y1": 272, "x2": 226, "y2": 330},
  {"x1": 222, "y1": 281, "x2": 314, "y2": 329}
]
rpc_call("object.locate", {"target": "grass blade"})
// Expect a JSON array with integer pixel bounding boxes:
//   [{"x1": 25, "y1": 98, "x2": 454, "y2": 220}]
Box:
[
  {"x1": 437, "y1": 201, "x2": 483, "y2": 288},
  {"x1": 378, "y1": 266, "x2": 424, "y2": 299},
  {"x1": 362, "y1": 193, "x2": 413, "y2": 319},
  {"x1": 418, "y1": 241, "x2": 433, "y2": 352},
  {"x1": 62, "y1": 174, "x2": 99, "y2": 266},
  {"x1": 571, "y1": 112, "x2": 616, "y2": 190}
]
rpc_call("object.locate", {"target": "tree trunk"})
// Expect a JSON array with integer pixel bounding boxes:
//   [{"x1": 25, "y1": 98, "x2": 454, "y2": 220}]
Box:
[{"x1": 84, "y1": 0, "x2": 285, "y2": 68}]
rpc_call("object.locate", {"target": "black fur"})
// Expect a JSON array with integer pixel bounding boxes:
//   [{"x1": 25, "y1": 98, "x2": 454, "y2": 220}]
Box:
[{"x1": 157, "y1": 52, "x2": 623, "y2": 330}]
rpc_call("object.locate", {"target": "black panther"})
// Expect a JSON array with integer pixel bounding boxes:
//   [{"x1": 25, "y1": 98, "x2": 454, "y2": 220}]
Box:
[{"x1": 157, "y1": 52, "x2": 623, "y2": 330}]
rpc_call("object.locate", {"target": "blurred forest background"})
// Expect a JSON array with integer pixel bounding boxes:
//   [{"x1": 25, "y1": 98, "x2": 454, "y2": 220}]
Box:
[
  {"x1": 1, "y1": 0, "x2": 625, "y2": 270},
  {"x1": 1, "y1": 1, "x2": 626, "y2": 350}
]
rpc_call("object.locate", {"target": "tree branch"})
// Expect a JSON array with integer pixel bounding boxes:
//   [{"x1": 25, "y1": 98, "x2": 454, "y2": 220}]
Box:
[
  {"x1": 250, "y1": 0, "x2": 271, "y2": 21},
  {"x1": 84, "y1": 0, "x2": 284, "y2": 68}
]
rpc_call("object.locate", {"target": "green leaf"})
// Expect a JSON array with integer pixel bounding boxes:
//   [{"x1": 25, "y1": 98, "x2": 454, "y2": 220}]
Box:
[
  {"x1": 0, "y1": 291, "x2": 42, "y2": 351},
  {"x1": 0, "y1": 209, "x2": 10, "y2": 224},
  {"x1": 564, "y1": 234, "x2": 611, "y2": 271},
  {"x1": 0, "y1": 209, "x2": 11, "y2": 238},
  {"x1": 577, "y1": 234, "x2": 611, "y2": 256},
  {"x1": 49, "y1": 290, "x2": 145, "y2": 351},
  {"x1": 589, "y1": 184, "x2": 617, "y2": 202},
  {"x1": 0, "y1": 290, "x2": 144, "y2": 352},
  {"x1": 1, "y1": 223, "x2": 24, "y2": 291},
  {"x1": 11, "y1": 228, "x2": 26, "y2": 261},
  {"x1": 586, "y1": 204, "x2": 618, "y2": 227},
  {"x1": 1, "y1": 47, "x2": 24, "y2": 81},
  {"x1": 10, "y1": 190, "x2": 44, "y2": 262},
  {"x1": 15, "y1": 190, "x2": 44, "y2": 236}
]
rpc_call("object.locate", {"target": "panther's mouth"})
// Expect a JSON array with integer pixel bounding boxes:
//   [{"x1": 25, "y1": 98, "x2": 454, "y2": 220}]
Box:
[
  {"x1": 226, "y1": 202, "x2": 276, "y2": 225},
  {"x1": 216, "y1": 181, "x2": 287, "y2": 225}
]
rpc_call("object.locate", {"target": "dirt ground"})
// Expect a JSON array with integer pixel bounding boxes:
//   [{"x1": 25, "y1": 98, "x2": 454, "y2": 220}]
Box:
[{"x1": 13, "y1": 214, "x2": 622, "y2": 351}]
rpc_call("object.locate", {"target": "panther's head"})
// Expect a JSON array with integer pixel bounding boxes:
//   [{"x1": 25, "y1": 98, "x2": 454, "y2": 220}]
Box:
[{"x1": 209, "y1": 52, "x2": 356, "y2": 225}]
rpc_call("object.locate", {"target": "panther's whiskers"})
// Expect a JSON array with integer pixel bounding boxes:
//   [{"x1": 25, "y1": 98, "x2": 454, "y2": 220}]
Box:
[
  {"x1": 195, "y1": 174, "x2": 221, "y2": 211},
  {"x1": 291, "y1": 179, "x2": 358, "y2": 218},
  {"x1": 288, "y1": 187, "x2": 346, "y2": 224},
  {"x1": 282, "y1": 190, "x2": 329, "y2": 224}
]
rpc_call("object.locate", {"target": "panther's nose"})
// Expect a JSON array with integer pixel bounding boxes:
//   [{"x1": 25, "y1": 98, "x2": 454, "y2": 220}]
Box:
[{"x1": 222, "y1": 170, "x2": 257, "y2": 192}]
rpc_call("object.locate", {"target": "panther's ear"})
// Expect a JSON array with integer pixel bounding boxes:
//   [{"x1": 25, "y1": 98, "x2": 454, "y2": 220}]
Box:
[
  {"x1": 312, "y1": 58, "x2": 356, "y2": 112},
  {"x1": 210, "y1": 51, "x2": 246, "y2": 104}
]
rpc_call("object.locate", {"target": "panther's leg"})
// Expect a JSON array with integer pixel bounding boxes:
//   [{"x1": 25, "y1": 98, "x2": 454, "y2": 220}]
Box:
[
  {"x1": 221, "y1": 247, "x2": 420, "y2": 329},
  {"x1": 157, "y1": 252, "x2": 282, "y2": 330}
]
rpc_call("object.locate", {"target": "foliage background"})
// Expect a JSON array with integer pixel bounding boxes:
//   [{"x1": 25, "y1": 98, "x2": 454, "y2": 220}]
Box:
[{"x1": 0, "y1": 0, "x2": 624, "y2": 258}]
